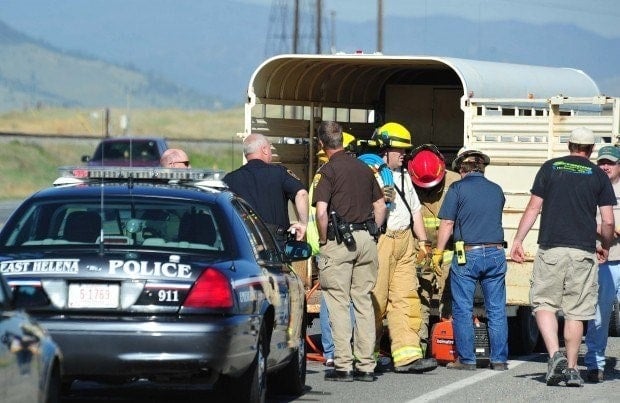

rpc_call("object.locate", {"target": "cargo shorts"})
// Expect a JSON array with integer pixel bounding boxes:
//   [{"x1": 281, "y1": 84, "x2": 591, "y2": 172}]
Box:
[{"x1": 530, "y1": 246, "x2": 598, "y2": 321}]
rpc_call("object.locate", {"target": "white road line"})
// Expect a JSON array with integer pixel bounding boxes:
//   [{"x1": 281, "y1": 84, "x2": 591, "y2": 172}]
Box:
[{"x1": 406, "y1": 359, "x2": 530, "y2": 403}]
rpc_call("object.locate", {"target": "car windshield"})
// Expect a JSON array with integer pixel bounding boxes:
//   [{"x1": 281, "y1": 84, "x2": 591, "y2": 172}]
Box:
[
  {"x1": 0, "y1": 198, "x2": 228, "y2": 253},
  {"x1": 92, "y1": 140, "x2": 159, "y2": 162}
]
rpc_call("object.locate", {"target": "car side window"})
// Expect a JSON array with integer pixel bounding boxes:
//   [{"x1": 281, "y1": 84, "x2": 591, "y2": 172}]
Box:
[{"x1": 232, "y1": 199, "x2": 281, "y2": 264}]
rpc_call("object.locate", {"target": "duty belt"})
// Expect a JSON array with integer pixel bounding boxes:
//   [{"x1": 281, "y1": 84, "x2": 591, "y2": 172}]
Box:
[{"x1": 348, "y1": 222, "x2": 368, "y2": 231}]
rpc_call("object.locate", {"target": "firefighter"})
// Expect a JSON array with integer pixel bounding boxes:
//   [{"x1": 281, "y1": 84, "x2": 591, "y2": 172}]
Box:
[
  {"x1": 370, "y1": 122, "x2": 438, "y2": 373},
  {"x1": 408, "y1": 145, "x2": 461, "y2": 350}
]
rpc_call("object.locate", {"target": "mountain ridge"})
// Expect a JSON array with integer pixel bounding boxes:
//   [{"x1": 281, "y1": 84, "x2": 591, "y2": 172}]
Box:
[{"x1": 0, "y1": 1, "x2": 618, "y2": 112}]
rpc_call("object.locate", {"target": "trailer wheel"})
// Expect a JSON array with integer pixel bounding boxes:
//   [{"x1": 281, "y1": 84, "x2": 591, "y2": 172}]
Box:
[
  {"x1": 508, "y1": 306, "x2": 540, "y2": 355},
  {"x1": 610, "y1": 299, "x2": 620, "y2": 337}
]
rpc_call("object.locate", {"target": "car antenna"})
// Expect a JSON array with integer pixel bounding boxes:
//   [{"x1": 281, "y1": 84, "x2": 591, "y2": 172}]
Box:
[{"x1": 98, "y1": 174, "x2": 105, "y2": 256}]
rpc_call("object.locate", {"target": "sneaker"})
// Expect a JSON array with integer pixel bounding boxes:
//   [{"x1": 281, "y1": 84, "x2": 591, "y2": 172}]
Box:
[
  {"x1": 446, "y1": 360, "x2": 476, "y2": 371},
  {"x1": 324, "y1": 358, "x2": 334, "y2": 367},
  {"x1": 564, "y1": 368, "x2": 584, "y2": 387},
  {"x1": 546, "y1": 351, "x2": 568, "y2": 386},
  {"x1": 586, "y1": 369, "x2": 604, "y2": 383}
]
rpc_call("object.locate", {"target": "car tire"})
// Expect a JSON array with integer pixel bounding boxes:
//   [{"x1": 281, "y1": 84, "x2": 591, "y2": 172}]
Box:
[
  {"x1": 508, "y1": 306, "x2": 540, "y2": 355},
  {"x1": 270, "y1": 312, "x2": 307, "y2": 396},
  {"x1": 44, "y1": 362, "x2": 61, "y2": 403},
  {"x1": 227, "y1": 322, "x2": 267, "y2": 403}
]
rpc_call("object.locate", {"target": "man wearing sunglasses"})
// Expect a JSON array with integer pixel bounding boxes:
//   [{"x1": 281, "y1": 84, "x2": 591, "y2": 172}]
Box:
[
  {"x1": 585, "y1": 145, "x2": 620, "y2": 383},
  {"x1": 160, "y1": 148, "x2": 191, "y2": 168}
]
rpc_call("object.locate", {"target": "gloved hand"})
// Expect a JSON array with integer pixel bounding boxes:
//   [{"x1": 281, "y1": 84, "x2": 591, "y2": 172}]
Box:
[
  {"x1": 383, "y1": 185, "x2": 396, "y2": 203},
  {"x1": 416, "y1": 240, "x2": 433, "y2": 264},
  {"x1": 431, "y1": 248, "x2": 444, "y2": 277}
]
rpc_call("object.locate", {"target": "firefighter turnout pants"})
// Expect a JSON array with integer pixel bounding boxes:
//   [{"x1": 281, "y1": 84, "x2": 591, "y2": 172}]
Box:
[{"x1": 372, "y1": 228, "x2": 424, "y2": 367}]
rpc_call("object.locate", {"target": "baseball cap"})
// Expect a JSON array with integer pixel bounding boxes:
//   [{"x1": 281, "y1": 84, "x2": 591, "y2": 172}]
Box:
[
  {"x1": 597, "y1": 145, "x2": 620, "y2": 162},
  {"x1": 568, "y1": 127, "x2": 595, "y2": 145}
]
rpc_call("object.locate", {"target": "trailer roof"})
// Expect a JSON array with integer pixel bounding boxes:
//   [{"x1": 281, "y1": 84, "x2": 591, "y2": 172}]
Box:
[{"x1": 247, "y1": 54, "x2": 600, "y2": 107}]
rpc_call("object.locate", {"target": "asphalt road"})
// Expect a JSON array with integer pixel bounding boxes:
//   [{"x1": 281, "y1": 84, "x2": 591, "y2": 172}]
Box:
[{"x1": 58, "y1": 319, "x2": 619, "y2": 403}]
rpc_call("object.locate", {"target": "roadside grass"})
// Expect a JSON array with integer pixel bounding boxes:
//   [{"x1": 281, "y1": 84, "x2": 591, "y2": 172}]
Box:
[
  {"x1": 0, "y1": 107, "x2": 246, "y2": 200},
  {"x1": 0, "y1": 107, "x2": 245, "y2": 139}
]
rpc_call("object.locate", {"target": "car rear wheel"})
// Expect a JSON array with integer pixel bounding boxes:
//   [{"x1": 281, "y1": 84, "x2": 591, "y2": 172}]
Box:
[
  {"x1": 224, "y1": 323, "x2": 267, "y2": 403},
  {"x1": 508, "y1": 306, "x2": 540, "y2": 355},
  {"x1": 270, "y1": 313, "x2": 307, "y2": 396}
]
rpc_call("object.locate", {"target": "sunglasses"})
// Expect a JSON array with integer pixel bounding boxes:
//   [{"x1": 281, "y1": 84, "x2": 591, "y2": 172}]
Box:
[{"x1": 171, "y1": 161, "x2": 190, "y2": 167}]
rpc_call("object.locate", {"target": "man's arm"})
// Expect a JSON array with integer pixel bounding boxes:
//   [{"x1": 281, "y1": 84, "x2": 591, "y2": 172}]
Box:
[
  {"x1": 372, "y1": 197, "x2": 387, "y2": 228},
  {"x1": 316, "y1": 201, "x2": 329, "y2": 245},
  {"x1": 599, "y1": 205, "x2": 615, "y2": 250},
  {"x1": 290, "y1": 189, "x2": 309, "y2": 240},
  {"x1": 412, "y1": 209, "x2": 427, "y2": 242},
  {"x1": 509, "y1": 195, "x2": 542, "y2": 263},
  {"x1": 435, "y1": 219, "x2": 455, "y2": 251}
]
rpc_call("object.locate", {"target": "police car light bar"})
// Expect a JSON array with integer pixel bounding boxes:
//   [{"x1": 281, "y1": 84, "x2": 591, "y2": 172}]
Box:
[{"x1": 54, "y1": 166, "x2": 228, "y2": 186}]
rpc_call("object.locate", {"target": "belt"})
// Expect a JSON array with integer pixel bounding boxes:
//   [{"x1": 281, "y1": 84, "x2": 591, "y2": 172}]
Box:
[
  {"x1": 348, "y1": 223, "x2": 368, "y2": 231},
  {"x1": 384, "y1": 227, "x2": 410, "y2": 238},
  {"x1": 464, "y1": 243, "x2": 504, "y2": 251}
]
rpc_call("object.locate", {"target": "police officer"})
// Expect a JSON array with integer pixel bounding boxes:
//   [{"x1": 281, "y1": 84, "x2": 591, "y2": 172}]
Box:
[
  {"x1": 314, "y1": 121, "x2": 387, "y2": 382},
  {"x1": 223, "y1": 133, "x2": 308, "y2": 245},
  {"x1": 370, "y1": 123, "x2": 438, "y2": 373},
  {"x1": 408, "y1": 144, "x2": 461, "y2": 342}
]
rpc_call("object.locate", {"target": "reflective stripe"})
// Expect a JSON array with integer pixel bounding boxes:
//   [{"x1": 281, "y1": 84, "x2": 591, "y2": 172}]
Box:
[
  {"x1": 391, "y1": 345, "x2": 423, "y2": 365},
  {"x1": 423, "y1": 217, "x2": 440, "y2": 228}
]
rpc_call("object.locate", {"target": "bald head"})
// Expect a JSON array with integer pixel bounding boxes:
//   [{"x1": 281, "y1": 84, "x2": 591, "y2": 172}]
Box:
[{"x1": 160, "y1": 148, "x2": 190, "y2": 168}]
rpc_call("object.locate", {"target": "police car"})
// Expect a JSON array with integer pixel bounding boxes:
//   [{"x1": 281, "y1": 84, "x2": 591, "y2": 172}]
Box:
[{"x1": 0, "y1": 167, "x2": 311, "y2": 402}]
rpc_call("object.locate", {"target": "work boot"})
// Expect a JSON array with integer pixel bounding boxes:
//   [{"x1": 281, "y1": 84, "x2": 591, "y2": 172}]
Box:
[
  {"x1": 545, "y1": 351, "x2": 568, "y2": 386},
  {"x1": 324, "y1": 369, "x2": 354, "y2": 382},
  {"x1": 490, "y1": 362, "x2": 508, "y2": 371},
  {"x1": 353, "y1": 370, "x2": 376, "y2": 382},
  {"x1": 586, "y1": 369, "x2": 604, "y2": 383},
  {"x1": 564, "y1": 368, "x2": 584, "y2": 387},
  {"x1": 393, "y1": 357, "x2": 438, "y2": 373},
  {"x1": 446, "y1": 360, "x2": 476, "y2": 370}
]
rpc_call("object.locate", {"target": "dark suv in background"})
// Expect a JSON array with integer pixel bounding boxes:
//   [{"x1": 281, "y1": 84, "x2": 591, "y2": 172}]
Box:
[{"x1": 82, "y1": 137, "x2": 168, "y2": 167}]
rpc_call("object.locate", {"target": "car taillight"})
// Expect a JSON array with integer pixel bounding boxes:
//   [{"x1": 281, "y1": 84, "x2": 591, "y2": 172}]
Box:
[{"x1": 183, "y1": 268, "x2": 233, "y2": 309}]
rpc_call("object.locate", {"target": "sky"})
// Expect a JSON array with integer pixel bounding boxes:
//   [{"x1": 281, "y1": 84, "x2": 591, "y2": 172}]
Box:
[{"x1": 242, "y1": 0, "x2": 620, "y2": 38}]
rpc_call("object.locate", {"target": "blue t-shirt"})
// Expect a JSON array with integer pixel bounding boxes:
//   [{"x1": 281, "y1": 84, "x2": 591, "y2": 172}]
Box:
[
  {"x1": 438, "y1": 172, "x2": 505, "y2": 244},
  {"x1": 532, "y1": 155, "x2": 616, "y2": 251}
]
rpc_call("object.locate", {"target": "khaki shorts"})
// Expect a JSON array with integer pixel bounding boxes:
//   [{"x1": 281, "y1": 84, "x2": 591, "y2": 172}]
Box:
[{"x1": 530, "y1": 246, "x2": 598, "y2": 320}]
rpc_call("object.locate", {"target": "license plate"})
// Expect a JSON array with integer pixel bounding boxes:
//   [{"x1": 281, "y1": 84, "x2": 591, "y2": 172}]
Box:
[{"x1": 68, "y1": 283, "x2": 120, "y2": 308}]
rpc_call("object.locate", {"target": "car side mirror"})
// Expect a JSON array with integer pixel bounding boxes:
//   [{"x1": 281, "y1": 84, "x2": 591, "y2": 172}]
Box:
[
  {"x1": 284, "y1": 240, "x2": 312, "y2": 261},
  {"x1": 81, "y1": 155, "x2": 90, "y2": 163}
]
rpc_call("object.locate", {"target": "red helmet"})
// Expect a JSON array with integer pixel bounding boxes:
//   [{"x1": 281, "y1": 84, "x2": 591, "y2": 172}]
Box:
[{"x1": 408, "y1": 147, "x2": 446, "y2": 188}]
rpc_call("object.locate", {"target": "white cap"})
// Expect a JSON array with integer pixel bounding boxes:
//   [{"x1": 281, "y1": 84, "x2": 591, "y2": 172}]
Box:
[{"x1": 568, "y1": 127, "x2": 595, "y2": 145}]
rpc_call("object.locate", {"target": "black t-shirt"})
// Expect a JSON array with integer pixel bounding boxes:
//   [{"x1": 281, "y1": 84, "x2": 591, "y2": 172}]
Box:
[
  {"x1": 313, "y1": 150, "x2": 383, "y2": 223},
  {"x1": 532, "y1": 155, "x2": 616, "y2": 251},
  {"x1": 223, "y1": 159, "x2": 304, "y2": 229}
]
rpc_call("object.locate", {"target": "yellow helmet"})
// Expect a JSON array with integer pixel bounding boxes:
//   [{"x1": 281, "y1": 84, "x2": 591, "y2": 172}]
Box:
[
  {"x1": 372, "y1": 122, "x2": 413, "y2": 149},
  {"x1": 317, "y1": 132, "x2": 356, "y2": 163}
]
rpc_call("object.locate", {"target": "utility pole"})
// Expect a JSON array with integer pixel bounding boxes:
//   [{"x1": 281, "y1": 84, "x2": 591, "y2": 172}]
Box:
[
  {"x1": 293, "y1": 0, "x2": 300, "y2": 53},
  {"x1": 377, "y1": 0, "x2": 383, "y2": 53},
  {"x1": 315, "y1": 0, "x2": 322, "y2": 54},
  {"x1": 330, "y1": 10, "x2": 335, "y2": 53}
]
